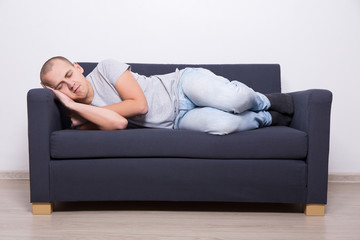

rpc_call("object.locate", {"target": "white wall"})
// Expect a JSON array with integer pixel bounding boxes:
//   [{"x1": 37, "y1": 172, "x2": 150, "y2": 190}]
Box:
[{"x1": 0, "y1": 0, "x2": 359, "y2": 174}]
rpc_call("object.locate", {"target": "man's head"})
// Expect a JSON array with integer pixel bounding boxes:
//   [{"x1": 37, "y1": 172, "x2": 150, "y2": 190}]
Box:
[
  {"x1": 40, "y1": 56, "x2": 93, "y2": 104},
  {"x1": 40, "y1": 56, "x2": 73, "y2": 86}
]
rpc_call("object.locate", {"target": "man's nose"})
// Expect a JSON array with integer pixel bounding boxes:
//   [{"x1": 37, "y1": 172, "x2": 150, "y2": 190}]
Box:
[{"x1": 65, "y1": 80, "x2": 75, "y2": 89}]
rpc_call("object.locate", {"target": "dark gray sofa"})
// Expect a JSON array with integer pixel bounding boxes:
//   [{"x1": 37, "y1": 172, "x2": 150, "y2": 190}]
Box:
[{"x1": 27, "y1": 63, "x2": 332, "y2": 215}]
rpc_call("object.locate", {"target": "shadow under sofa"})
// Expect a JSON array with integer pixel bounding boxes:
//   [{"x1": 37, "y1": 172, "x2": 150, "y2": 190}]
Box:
[{"x1": 27, "y1": 63, "x2": 332, "y2": 215}]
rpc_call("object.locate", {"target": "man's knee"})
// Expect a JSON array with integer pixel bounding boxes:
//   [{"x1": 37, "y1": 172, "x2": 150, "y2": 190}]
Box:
[{"x1": 227, "y1": 89, "x2": 256, "y2": 113}]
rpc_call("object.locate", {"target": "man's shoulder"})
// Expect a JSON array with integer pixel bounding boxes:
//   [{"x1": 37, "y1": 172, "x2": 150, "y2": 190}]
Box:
[
  {"x1": 89, "y1": 59, "x2": 130, "y2": 85},
  {"x1": 98, "y1": 59, "x2": 128, "y2": 68}
]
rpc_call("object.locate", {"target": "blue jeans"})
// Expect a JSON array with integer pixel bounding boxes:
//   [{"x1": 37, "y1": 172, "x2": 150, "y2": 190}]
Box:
[{"x1": 174, "y1": 68, "x2": 272, "y2": 135}]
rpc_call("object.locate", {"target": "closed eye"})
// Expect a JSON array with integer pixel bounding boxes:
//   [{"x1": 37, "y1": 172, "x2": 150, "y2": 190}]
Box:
[
  {"x1": 55, "y1": 83, "x2": 63, "y2": 90},
  {"x1": 65, "y1": 71, "x2": 73, "y2": 78}
]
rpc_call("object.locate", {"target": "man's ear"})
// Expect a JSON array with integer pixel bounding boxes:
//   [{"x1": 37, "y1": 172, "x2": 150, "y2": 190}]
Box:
[{"x1": 73, "y1": 62, "x2": 84, "y2": 74}]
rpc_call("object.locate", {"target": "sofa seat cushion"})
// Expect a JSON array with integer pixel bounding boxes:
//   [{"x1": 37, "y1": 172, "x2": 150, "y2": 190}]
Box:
[{"x1": 50, "y1": 126, "x2": 307, "y2": 160}]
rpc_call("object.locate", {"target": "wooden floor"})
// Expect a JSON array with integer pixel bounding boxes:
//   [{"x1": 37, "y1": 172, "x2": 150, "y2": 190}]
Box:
[{"x1": 1, "y1": 180, "x2": 360, "y2": 239}]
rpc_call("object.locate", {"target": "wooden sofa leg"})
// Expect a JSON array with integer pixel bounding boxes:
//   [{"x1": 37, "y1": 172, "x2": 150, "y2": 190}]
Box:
[
  {"x1": 32, "y1": 203, "x2": 54, "y2": 215},
  {"x1": 305, "y1": 204, "x2": 325, "y2": 216}
]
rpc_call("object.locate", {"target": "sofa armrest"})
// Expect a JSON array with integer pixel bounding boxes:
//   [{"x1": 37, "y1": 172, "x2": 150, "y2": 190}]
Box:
[
  {"x1": 27, "y1": 88, "x2": 68, "y2": 202},
  {"x1": 289, "y1": 89, "x2": 333, "y2": 204}
]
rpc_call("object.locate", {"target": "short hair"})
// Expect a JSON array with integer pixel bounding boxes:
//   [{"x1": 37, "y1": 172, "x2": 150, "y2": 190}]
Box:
[{"x1": 40, "y1": 56, "x2": 73, "y2": 86}]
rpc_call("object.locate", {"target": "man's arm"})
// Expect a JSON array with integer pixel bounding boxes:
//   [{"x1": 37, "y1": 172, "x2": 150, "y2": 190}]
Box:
[
  {"x1": 52, "y1": 89, "x2": 128, "y2": 130},
  {"x1": 101, "y1": 70, "x2": 148, "y2": 118}
]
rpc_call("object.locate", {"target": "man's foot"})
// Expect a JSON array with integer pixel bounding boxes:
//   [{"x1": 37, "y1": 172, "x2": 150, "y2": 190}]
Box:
[
  {"x1": 269, "y1": 111, "x2": 292, "y2": 126},
  {"x1": 265, "y1": 93, "x2": 294, "y2": 115}
]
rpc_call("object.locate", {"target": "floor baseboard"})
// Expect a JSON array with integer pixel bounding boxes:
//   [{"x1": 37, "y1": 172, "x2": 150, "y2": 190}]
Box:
[
  {"x1": 328, "y1": 173, "x2": 360, "y2": 183},
  {"x1": 1, "y1": 171, "x2": 360, "y2": 182},
  {"x1": 0, "y1": 171, "x2": 29, "y2": 180}
]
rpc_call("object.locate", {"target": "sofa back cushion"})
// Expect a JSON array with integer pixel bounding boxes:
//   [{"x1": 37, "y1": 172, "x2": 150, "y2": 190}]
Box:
[{"x1": 79, "y1": 62, "x2": 281, "y2": 94}]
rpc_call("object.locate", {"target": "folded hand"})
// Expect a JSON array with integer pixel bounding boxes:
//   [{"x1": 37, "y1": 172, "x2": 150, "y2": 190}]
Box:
[{"x1": 46, "y1": 87, "x2": 75, "y2": 109}]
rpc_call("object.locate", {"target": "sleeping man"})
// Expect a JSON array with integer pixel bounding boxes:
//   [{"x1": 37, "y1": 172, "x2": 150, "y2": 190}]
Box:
[{"x1": 40, "y1": 56, "x2": 293, "y2": 135}]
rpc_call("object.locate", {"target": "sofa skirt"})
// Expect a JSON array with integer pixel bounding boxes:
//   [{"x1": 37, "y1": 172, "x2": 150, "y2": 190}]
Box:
[{"x1": 48, "y1": 158, "x2": 307, "y2": 204}]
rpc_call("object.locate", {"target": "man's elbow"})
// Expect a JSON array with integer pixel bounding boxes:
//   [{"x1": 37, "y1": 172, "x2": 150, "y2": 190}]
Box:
[
  {"x1": 139, "y1": 102, "x2": 148, "y2": 115},
  {"x1": 115, "y1": 118, "x2": 128, "y2": 130},
  {"x1": 101, "y1": 118, "x2": 128, "y2": 130}
]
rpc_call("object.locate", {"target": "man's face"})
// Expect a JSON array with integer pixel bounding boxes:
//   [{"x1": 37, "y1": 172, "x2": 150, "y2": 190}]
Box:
[{"x1": 42, "y1": 60, "x2": 92, "y2": 104}]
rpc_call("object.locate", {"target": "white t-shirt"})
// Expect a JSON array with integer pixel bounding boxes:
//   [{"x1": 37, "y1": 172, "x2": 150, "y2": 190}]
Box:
[{"x1": 86, "y1": 59, "x2": 180, "y2": 128}]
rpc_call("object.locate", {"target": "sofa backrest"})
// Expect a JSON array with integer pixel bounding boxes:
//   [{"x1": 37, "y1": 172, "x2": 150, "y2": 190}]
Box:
[{"x1": 79, "y1": 62, "x2": 281, "y2": 94}]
